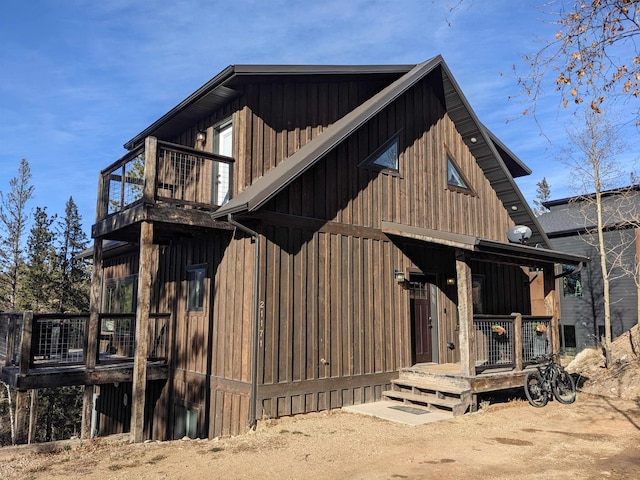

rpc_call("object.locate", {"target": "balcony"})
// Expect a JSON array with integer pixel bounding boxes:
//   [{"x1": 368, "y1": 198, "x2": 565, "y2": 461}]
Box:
[
  {"x1": 93, "y1": 136, "x2": 234, "y2": 239},
  {"x1": 0, "y1": 311, "x2": 169, "y2": 390}
]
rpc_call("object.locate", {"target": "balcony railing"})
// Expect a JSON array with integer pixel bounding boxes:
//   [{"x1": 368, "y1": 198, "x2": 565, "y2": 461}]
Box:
[
  {"x1": 474, "y1": 314, "x2": 552, "y2": 373},
  {"x1": 0, "y1": 311, "x2": 169, "y2": 371},
  {"x1": 98, "y1": 137, "x2": 234, "y2": 220}
]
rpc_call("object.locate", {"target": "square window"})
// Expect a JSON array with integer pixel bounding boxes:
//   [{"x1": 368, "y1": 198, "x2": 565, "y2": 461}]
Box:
[{"x1": 187, "y1": 266, "x2": 206, "y2": 311}]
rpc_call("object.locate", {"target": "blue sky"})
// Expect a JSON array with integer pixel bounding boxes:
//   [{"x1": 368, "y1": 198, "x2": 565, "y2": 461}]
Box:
[{"x1": 1, "y1": 0, "x2": 636, "y2": 238}]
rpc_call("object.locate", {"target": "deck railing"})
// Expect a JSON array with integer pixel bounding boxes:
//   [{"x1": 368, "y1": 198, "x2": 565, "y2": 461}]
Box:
[
  {"x1": 98, "y1": 136, "x2": 234, "y2": 220},
  {"x1": 0, "y1": 312, "x2": 22, "y2": 367},
  {"x1": 0, "y1": 311, "x2": 170, "y2": 371},
  {"x1": 474, "y1": 314, "x2": 551, "y2": 372}
]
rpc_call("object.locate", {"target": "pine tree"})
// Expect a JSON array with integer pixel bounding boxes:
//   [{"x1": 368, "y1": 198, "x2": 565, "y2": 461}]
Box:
[
  {"x1": 0, "y1": 159, "x2": 34, "y2": 310},
  {"x1": 533, "y1": 177, "x2": 551, "y2": 217},
  {"x1": 56, "y1": 197, "x2": 90, "y2": 312},
  {"x1": 20, "y1": 207, "x2": 57, "y2": 312}
]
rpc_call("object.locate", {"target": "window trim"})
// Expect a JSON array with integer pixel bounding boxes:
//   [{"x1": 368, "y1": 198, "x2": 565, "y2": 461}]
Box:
[
  {"x1": 358, "y1": 132, "x2": 401, "y2": 174},
  {"x1": 445, "y1": 147, "x2": 476, "y2": 196}
]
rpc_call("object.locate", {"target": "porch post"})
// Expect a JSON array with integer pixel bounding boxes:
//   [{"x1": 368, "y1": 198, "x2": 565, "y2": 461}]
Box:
[
  {"x1": 131, "y1": 220, "x2": 154, "y2": 443},
  {"x1": 544, "y1": 264, "x2": 561, "y2": 354},
  {"x1": 455, "y1": 249, "x2": 475, "y2": 376},
  {"x1": 81, "y1": 238, "x2": 103, "y2": 439}
]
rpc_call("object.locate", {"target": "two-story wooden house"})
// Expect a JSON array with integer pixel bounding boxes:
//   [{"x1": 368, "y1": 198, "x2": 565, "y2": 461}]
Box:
[{"x1": 1, "y1": 56, "x2": 587, "y2": 443}]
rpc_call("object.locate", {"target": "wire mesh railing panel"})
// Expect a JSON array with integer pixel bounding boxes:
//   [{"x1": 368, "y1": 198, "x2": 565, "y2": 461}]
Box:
[
  {"x1": 99, "y1": 315, "x2": 135, "y2": 360},
  {"x1": 474, "y1": 317, "x2": 515, "y2": 369},
  {"x1": 148, "y1": 314, "x2": 169, "y2": 360},
  {"x1": 32, "y1": 315, "x2": 87, "y2": 365},
  {"x1": 522, "y1": 317, "x2": 551, "y2": 363},
  {"x1": 105, "y1": 151, "x2": 145, "y2": 215},
  {"x1": 157, "y1": 147, "x2": 209, "y2": 205}
]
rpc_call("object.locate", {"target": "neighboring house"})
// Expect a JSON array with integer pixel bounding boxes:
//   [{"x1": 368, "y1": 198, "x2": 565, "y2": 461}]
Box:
[
  {"x1": 1, "y1": 56, "x2": 587, "y2": 444},
  {"x1": 538, "y1": 187, "x2": 640, "y2": 354}
]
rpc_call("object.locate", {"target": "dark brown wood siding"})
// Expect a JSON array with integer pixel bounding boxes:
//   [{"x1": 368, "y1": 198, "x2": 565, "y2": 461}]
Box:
[
  {"x1": 263, "y1": 72, "x2": 514, "y2": 241},
  {"x1": 257, "y1": 222, "x2": 410, "y2": 417}
]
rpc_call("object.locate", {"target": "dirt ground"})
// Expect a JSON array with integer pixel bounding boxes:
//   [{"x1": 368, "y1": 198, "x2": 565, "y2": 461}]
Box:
[
  {"x1": 2, "y1": 328, "x2": 639, "y2": 480},
  {"x1": 0, "y1": 394, "x2": 638, "y2": 480}
]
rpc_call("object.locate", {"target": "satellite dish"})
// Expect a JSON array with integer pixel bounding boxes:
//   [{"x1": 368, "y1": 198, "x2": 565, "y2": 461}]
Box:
[{"x1": 507, "y1": 225, "x2": 532, "y2": 244}]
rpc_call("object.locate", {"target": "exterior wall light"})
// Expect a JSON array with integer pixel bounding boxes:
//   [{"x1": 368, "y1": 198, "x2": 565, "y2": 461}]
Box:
[
  {"x1": 394, "y1": 270, "x2": 405, "y2": 283},
  {"x1": 446, "y1": 276, "x2": 456, "y2": 285},
  {"x1": 196, "y1": 131, "x2": 207, "y2": 144}
]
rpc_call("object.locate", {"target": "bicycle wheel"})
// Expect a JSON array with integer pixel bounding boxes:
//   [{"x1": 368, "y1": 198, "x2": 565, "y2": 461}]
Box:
[
  {"x1": 524, "y1": 371, "x2": 548, "y2": 407},
  {"x1": 552, "y1": 368, "x2": 576, "y2": 404}
]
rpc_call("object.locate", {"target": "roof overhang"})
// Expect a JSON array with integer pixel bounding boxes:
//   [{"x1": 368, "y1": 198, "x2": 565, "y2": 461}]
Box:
[
  {"x1": 123, "y1": 64, "x2": 414, "y2": 150},
  {"x1": 381, "y1": 221, "x2": 589, "y2": 267}
]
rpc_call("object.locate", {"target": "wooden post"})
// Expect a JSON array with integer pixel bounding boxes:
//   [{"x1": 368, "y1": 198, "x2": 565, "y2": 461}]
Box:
[
  {"x1": 544, "y1": 265, "x2": 561, "y2": 355},
  {"x1": 81, "y1": 239, "x2": 103, "y2": 439},
  {"x1": 14, "y1": 390, "x2": 28, "y2": 445},
  {"x1": 28, "y1": 389, "x2": 38, "y2": 444},
  {"x1": 455, "y1": 249, "x2": 475, "y2": 376},
  {"x1": 143, "y1": 136, "x2": 157, "y2": 205},
  {"x1": 19, "y1": 311, "x2": 34, "y2": 376},
  {"x1": 131, "y1": 221, "x2": 154, "y2": 443},
  {"x1": 513, "y1": 313, "x2": 523, "y2": 371}
]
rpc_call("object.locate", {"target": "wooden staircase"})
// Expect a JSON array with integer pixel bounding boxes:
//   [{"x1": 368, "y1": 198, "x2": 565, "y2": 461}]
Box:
[{"x1": 382, "y1": 366, "x2": 473, "y2": 417}]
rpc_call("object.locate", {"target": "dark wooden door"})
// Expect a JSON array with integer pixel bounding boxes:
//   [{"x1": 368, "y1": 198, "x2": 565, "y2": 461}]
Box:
[{"x1": 411, "y1": 281, "x2": 432, "y2": 364}]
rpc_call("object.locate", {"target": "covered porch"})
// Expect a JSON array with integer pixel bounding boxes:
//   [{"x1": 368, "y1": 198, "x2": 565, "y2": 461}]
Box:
[{"x1": 382, "y1": 221, "x2": 588, "y2": 414}]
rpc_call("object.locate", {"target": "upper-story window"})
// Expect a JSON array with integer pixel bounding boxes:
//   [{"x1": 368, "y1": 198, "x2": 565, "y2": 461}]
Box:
[
  {"x1": 446, "y1": 152, "x2": 474, "y2": 194},
  {"x1": 360, "y1": 135, "x2": 400, "y2": 172},
  {"x1": 214, "y1": 121, "x2": 232, "y2": 205}
]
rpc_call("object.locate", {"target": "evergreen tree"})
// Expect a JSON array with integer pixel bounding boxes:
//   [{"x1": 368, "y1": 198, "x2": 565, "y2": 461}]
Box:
[
  {"x1": 20, "y1": 207, "x2": 57, "y2": 312},
  {"x1": 533, "y1": 177, "x2": 551, "y2": 217},
  {"x1": 0, "y1": 159, "x2": 34, "y2": 310},
  {"x1": 56, "y1": 197, "x2": 90, "y2": 312}
]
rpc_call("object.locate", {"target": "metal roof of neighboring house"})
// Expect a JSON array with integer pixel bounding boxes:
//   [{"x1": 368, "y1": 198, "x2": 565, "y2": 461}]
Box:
[{"x1": 538, "y1": 186, "x2": 640, "y2": 236}]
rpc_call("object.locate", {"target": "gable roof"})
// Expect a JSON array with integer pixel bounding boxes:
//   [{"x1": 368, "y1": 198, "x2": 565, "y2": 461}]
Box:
[
  {"x1": 123, "y1": 64, "x2": 413, "y2": 151},
  {"x1": 203, "y1": 56, "x2": 549, "y2": 247},
  {"x1": 538, "y1": 185, "x2": 640, "y2": 236}
]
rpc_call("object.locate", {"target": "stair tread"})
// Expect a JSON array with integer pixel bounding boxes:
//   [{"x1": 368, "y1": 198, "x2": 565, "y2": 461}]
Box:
[
  {"x1": 392, "y1": 377, "x2": 470, "y2": 394},
  {"x1": 382, "y1": 390, "x2": 463, "y2": 408}
]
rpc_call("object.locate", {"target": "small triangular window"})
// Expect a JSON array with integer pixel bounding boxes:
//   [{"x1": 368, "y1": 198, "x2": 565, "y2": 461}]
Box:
[
  {"x1": 361, "y1": 137, "x2": 399, "y2": 171},
  {"x1": 447, "y1": 155, "x2": 470, "y2": 190}
]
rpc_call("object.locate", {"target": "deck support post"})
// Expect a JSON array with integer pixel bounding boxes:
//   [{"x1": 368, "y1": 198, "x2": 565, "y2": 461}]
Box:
[
  {"x1": 81, "y1": 238, "x2": 103, "y2": 440},
  {"x1": 131, "y1": 220, "x2": 154, "y2": 443},
  {"x1": 455, "y1": 249, "x2": 476, "y2": 377},
  {"x1": 14, "y1": 390, "x2": 28, "y2": 444},
  {"x1": 544, "y1": 264, "x2": 560, "y2": 354}
]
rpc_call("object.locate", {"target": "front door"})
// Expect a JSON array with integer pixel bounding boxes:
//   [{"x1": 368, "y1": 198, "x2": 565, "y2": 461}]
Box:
[{"x1": 410, "y1": 275, "x2": 436, "y2": 364}]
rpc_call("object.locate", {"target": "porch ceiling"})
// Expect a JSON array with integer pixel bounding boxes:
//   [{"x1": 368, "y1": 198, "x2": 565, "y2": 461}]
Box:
[{"x1": 381, "y1": 221, "x2": 589, "y2": 267}]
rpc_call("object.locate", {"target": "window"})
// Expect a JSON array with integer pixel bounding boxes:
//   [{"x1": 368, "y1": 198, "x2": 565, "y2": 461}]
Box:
[
  {"x1": 562, "y1": 265, "x2": 582, "y2": 297},
  {"x1": 360, "y1": 136, "x2": 399, "y2": 171},
  {"x1": 103, "y1": 275, "x2": 136, "y2": 331},
  {"x1": 174, "y1": 404, "x2": 199, "y2": 439},
  {"x1": 214, "y1": 122, "x2": 232, "y2": 205},
  {"x1": 187, "y1": 265, "x2": 206, "y2": 311},
  {"x1": 446, "y1": 154, "x2": 471, "y2": 191},
  {"x1": 561, "y1": 325, "x2": 576, "y2": 355}
]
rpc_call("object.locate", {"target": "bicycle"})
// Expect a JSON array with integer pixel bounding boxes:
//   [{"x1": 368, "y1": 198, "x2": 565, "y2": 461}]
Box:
[{"x1": 524, "y1": 353, "x2": 576, "y2": 407}]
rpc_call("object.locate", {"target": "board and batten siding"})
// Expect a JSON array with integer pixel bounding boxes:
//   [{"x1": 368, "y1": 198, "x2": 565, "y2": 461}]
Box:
[
  {"x1": 263, "y1": 73, "x2": 514, "y2": 242},
  {"x1": 257, "y1": 223, "x2": 410, "y2": 417}
]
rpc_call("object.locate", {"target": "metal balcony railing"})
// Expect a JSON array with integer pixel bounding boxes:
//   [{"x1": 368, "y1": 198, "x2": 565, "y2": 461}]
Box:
[{"x1": 98, "y1": 137, "x2": 234, "y2": 220}]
